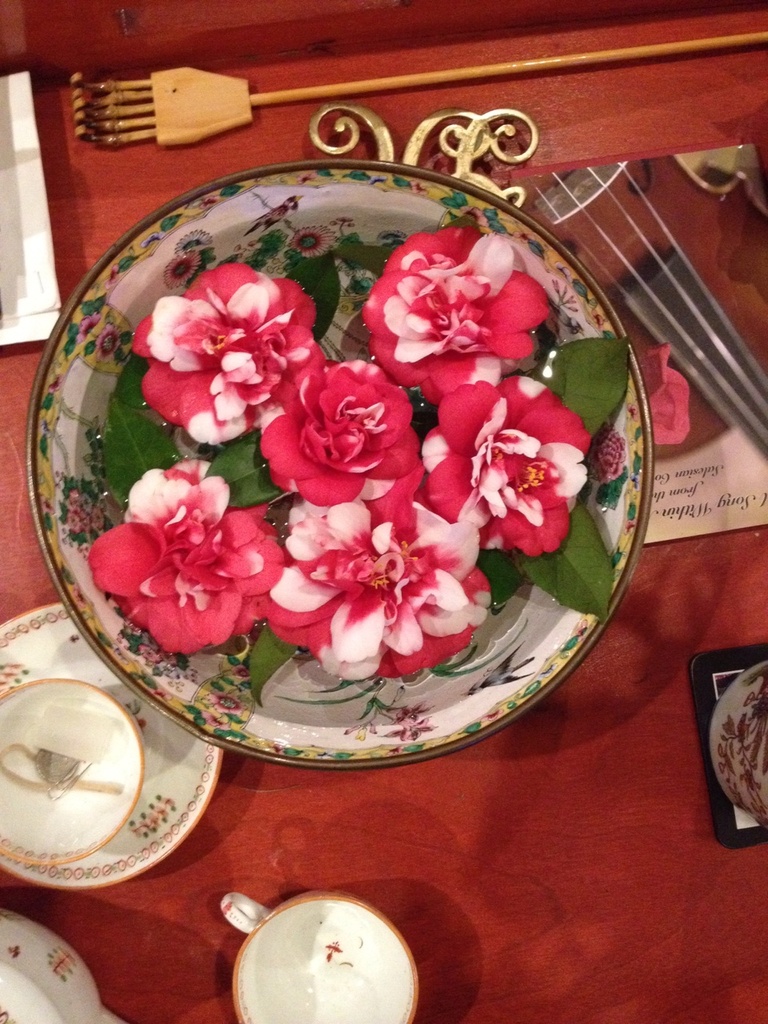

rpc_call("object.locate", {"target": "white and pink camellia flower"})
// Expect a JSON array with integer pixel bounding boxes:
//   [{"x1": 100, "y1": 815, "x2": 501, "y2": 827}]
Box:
[
  {"x1": 261, "y1": 359, "x2": 421, "y2": 506},
  {"x1": 363, "y1": 226, "x2": 550, "y2": 405},
  {"x1": 132, "y1": 264, "x2": 323, "y2": 444},
  {"x1": 88, "y1": 460, "x2": 284, "y2": 654},
  {"x1": 265, "y1": 491, "x2": 490, "y2": 681},
  {"x1": 422, "y1": 377, "x2": 592, "y2": 557}
]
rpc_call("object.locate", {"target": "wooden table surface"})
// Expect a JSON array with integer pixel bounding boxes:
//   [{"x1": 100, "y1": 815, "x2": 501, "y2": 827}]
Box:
[{"x1": 2, "y1": 9, "x2": 768, "y2": 1023}]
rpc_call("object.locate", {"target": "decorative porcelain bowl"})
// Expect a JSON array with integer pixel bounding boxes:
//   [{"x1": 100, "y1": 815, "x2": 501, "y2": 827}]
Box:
[{"x1": 28, "y1": 159, "x2": 651, "y2": 767}]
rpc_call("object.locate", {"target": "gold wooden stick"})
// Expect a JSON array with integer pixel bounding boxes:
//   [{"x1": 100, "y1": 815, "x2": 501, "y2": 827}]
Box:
[
  {"x1": 73, "y1": 29, "x2": 768, "y2": 146},
  {"x1": 248, "y1": 30, "x2": 768, "y2": 107}
]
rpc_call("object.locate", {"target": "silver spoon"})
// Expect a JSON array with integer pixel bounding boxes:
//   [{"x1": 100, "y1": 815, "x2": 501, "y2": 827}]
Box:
[{"x1": 34, "y1": 749, "x2": 92, "y2": 800}]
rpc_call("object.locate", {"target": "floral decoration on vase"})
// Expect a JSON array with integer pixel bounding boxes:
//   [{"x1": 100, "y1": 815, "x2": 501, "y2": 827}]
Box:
[{"x1": 87, "y1": 223, "x2": 629, "y2": 696}]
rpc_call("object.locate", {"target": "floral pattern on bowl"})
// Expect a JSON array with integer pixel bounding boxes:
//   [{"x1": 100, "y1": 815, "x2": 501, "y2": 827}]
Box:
[
  {"x1": 29, "y1": 161, "x2": 651, "y2": 766},
  {"x1": 709, "y1": 659, "x2": 768, "y2": 826}
]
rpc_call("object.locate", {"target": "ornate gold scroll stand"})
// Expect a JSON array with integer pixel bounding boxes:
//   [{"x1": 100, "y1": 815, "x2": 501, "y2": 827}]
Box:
[{"x1": 308, "y1": 104, "x2": 540, "y2": 206}]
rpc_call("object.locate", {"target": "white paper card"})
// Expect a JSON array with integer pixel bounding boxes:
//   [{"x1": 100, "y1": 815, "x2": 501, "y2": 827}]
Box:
[
  {"x1": 647, "y1": 427, "x2": 768, "y2": 542},
  {"x1": 0, "y1": 70, "x2": 60, "y2": 344}
]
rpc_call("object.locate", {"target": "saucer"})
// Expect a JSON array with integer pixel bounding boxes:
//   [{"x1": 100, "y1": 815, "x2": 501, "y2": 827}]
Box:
[{"x1": 0, "y1": 604, "x2": 221, "y2": 888}]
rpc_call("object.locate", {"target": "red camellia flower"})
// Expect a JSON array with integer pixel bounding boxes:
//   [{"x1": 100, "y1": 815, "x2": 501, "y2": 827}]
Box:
[
  {"x1": 362, "y1": 225, "x2": 549, "y2": 404},
  {"x1": 261, "y1": 359, "x2": 421, "y2": 506},
  {"x1": 266, "y1": 493, "x2": 490, "y2": 681},
  {"x1": 88, "y1": 460, "x2": 284, "y2": 654},
  {"x1": 422, "y1": 377, "x2": 591, "y2": 556},
  {"x1": 132, "y1": 264, "x2": 323, "y2": 444}
]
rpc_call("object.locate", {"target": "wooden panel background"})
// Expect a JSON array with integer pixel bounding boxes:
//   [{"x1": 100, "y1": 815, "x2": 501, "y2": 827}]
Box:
[{"x1": 1, "y1": 0, "x2": 766, "y2": 80}]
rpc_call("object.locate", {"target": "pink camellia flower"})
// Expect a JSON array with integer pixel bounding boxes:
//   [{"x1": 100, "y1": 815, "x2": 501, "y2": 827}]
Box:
[
  {"x1": 362, "y1": 226, "x2": 549, "y2": 404},
  {"x1": 266, "y1": 496, "x2": 490, "y2": 681},
  {"x1": 88, "y1": 460, "x2": 284, "y2": 654},
  {"x1": 422, "y1": 377, "x2": 591, "y2": 557},
  {"x1": 591, "y1": 424, "x2": 626, "y2": 484},
  {"x1": 132, "y1": 264, "x2": 323, "y2": 444},
  {"x1": 261, "y1": 359, "x2": 421, "y2": 506}
]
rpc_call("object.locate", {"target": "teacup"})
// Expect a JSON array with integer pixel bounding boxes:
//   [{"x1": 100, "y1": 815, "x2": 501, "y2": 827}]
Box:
[
  {"x1": 0, "y1": 678, "x2": 144, "y2": 865},
  {"x1": 221, "y1": 891, "x2": 418, "y2": 1024},
  {"x1": 709, "y1": 659, "x2": 768, "y2": 826}
]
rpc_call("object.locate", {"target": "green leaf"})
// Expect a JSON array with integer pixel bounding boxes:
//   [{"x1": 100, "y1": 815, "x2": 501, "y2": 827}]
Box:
[
  {"x1": 531, "y1": 336, "x2": 629, "y2": 435},
  {"x1": 113, "y1": 353, "x2": 149, "y2": 408},
  {"x1": 159, "y1": 214, "x2": 182, "y2": 232},
  {"x1": 286, "y1": 252, "x2": 340, "y2": 341},
  {"x1": 518, "y1": 502, "x2": 614, "y2": 620},
  {"x1": 249, "y1": 625, "x2": 296, "y2": 706},
  {"x1": 332, "y1": 242, "x2": 391, "y2": 276},
  {"x1": 207, "y1": 431, "x2": 283, "y2": 507},
  {"x1": 441, "y1": 190, "x2": 469, "y2": 209},
  {"x1": 81, "y1": 296, "x2": 105, "y2": 316},
  {"x1": 476, "y1": 549, "x2": 524, "y2": 608},
  {"x1": 104, "y1": 399, "x2": 181, "y2": 507}
]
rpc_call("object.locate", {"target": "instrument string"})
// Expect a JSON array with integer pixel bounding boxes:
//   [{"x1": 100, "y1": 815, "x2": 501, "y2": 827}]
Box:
[
  {"x1": 534, "y1": 167, "x2": 768, "y2": 452},
  {"x1": 613, "y1": 163, "x2": 768, "y2": 407}
]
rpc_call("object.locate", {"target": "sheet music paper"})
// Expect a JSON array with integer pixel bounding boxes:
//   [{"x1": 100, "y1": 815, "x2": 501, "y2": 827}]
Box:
[
  {"x1": 648, "y1": 427, "x2": 768, "y2": 542},
  {"x1": 0, "y1": 71, "x2": 60, "y2": 345}
]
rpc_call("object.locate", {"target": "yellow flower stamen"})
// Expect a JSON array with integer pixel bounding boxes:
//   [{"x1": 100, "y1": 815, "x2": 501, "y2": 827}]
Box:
[{"x1": 519, "y1": 462, "x2": 546, "y2": 491}]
